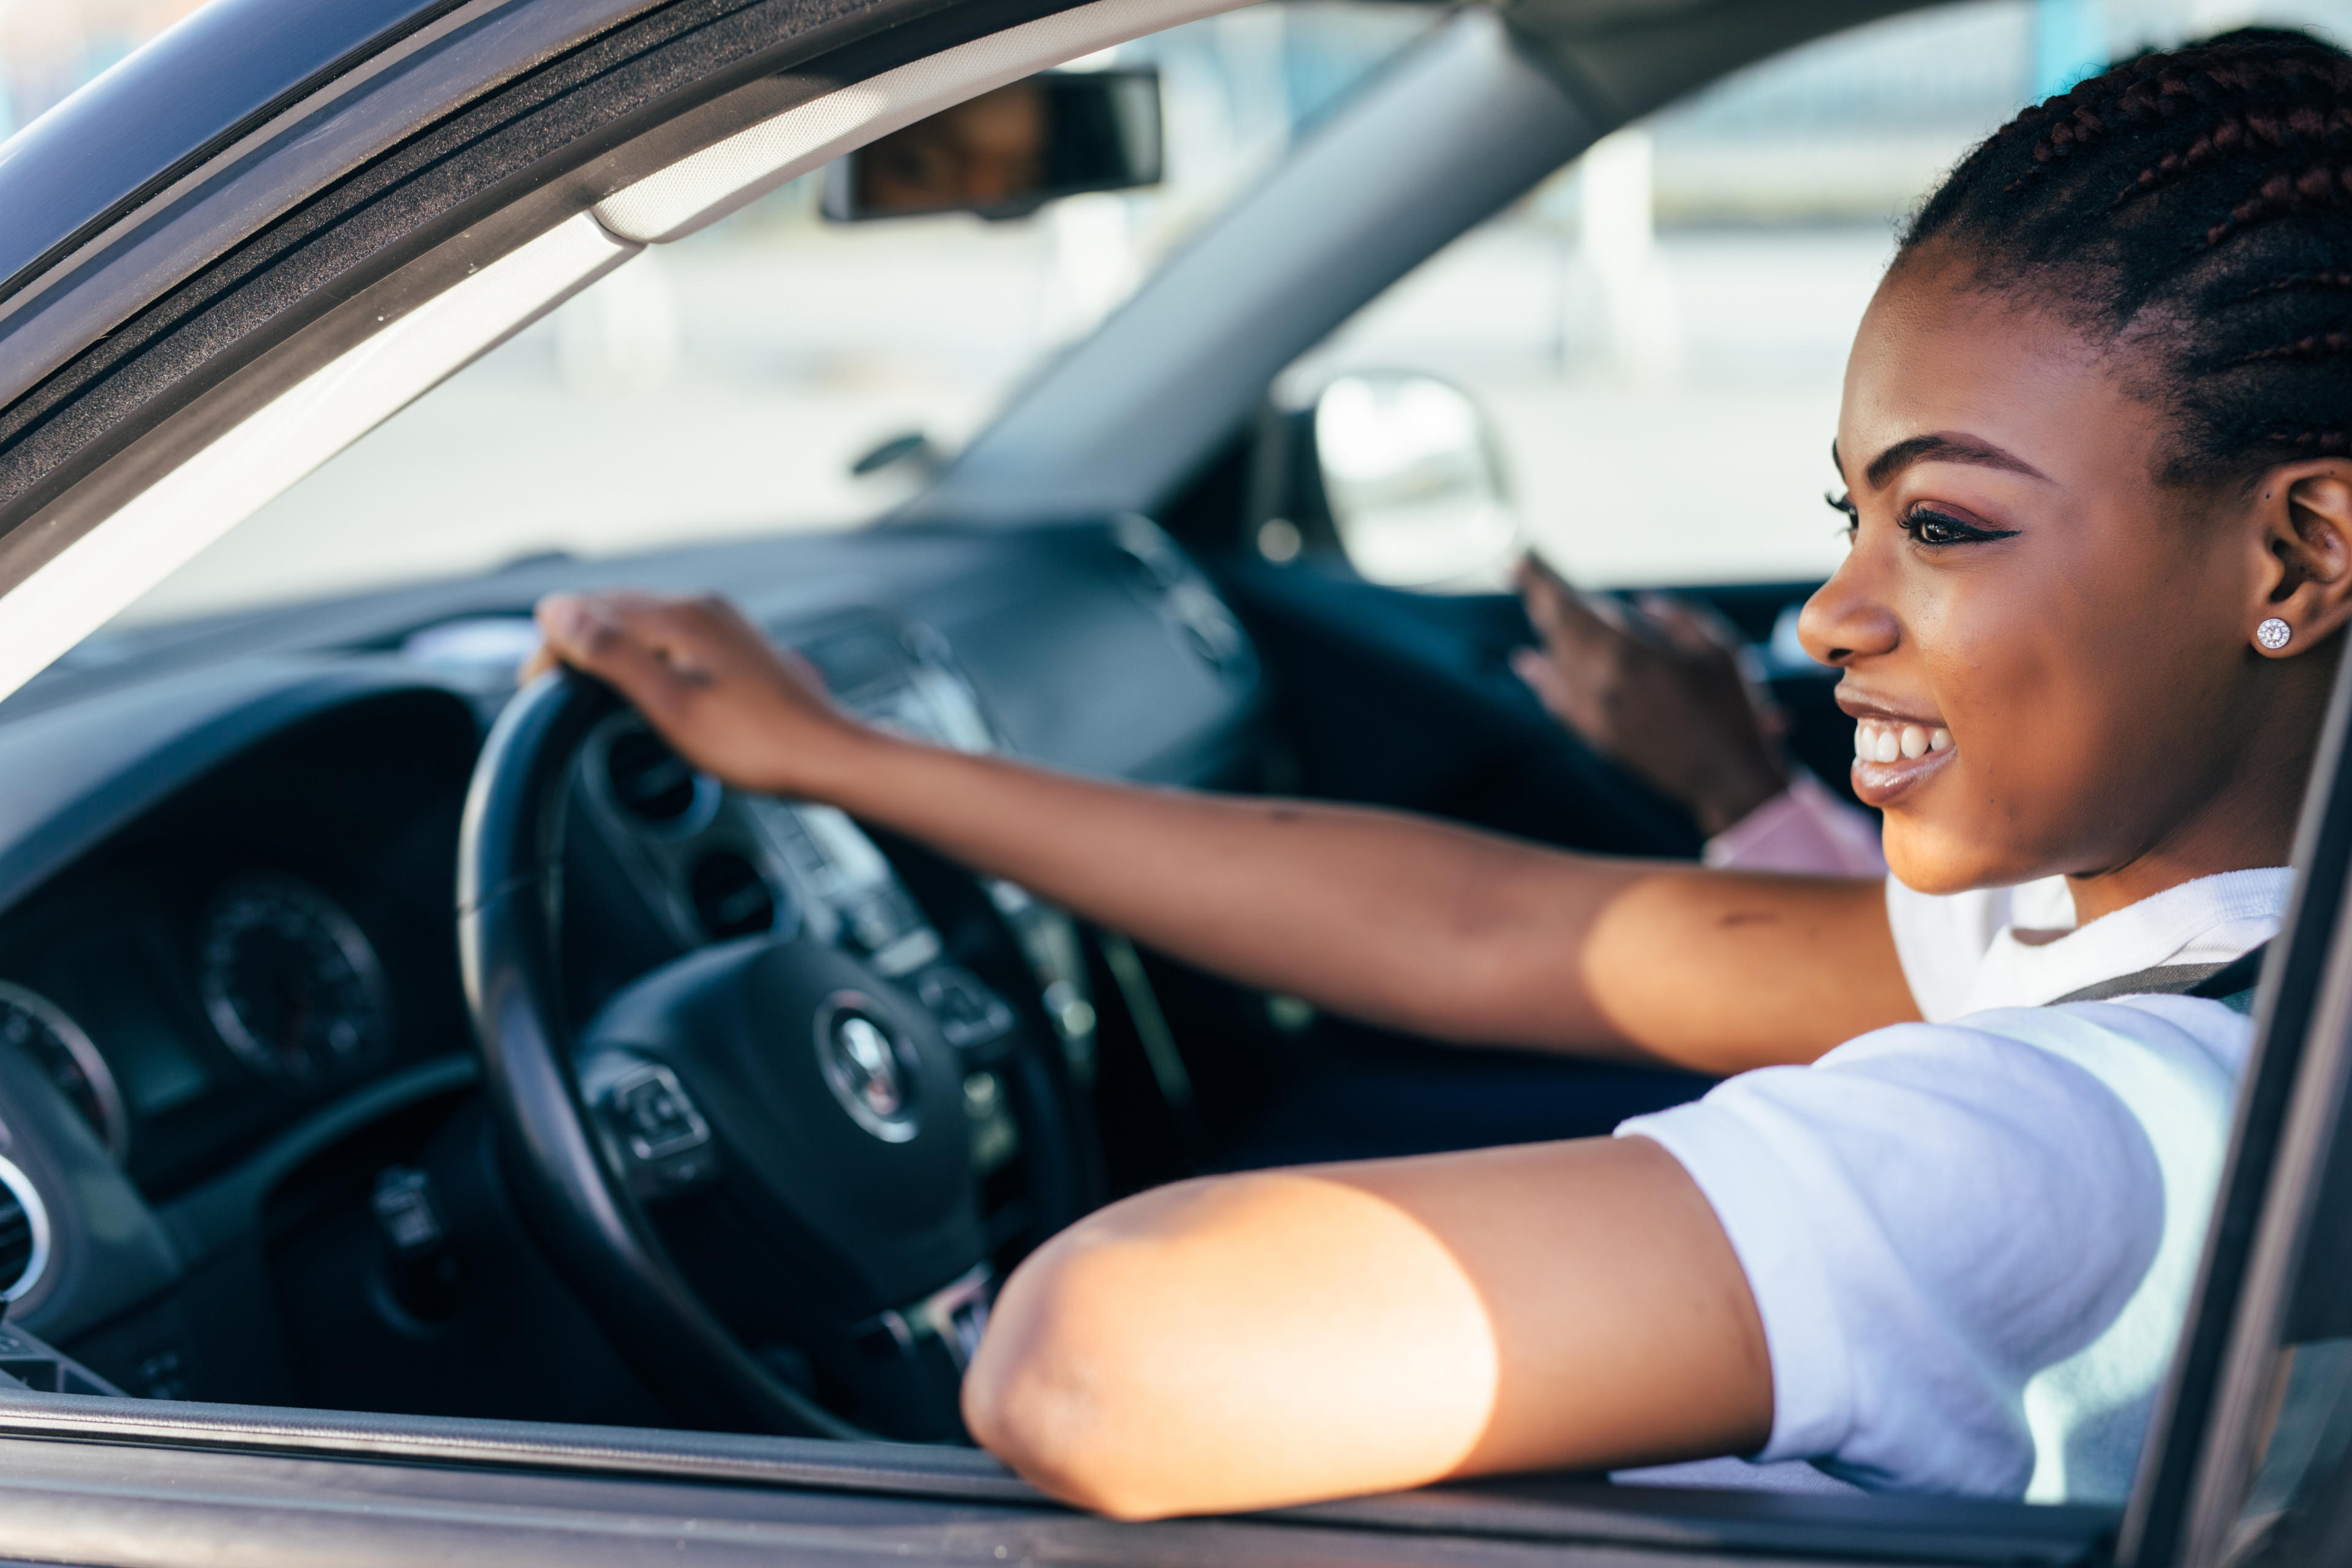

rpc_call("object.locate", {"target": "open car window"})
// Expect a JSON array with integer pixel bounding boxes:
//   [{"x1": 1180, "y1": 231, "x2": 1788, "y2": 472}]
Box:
[{"x1": 2, "y1": 0, "x2": 2352, "y2": 1562}]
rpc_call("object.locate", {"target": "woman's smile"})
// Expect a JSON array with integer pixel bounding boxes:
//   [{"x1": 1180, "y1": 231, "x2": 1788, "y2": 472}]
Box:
[
  {"x1": 1838, "y1": 695, "x2": 1955, "y2": 808},
  {"x1": 1850, "y1": 729, "x2": 1954, "y2": 808}
]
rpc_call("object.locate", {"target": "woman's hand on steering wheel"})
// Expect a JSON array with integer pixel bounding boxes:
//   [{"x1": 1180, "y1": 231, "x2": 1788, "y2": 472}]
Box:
[{"x1": 529, "y1": 590, "x2": 875, "y2": 799}]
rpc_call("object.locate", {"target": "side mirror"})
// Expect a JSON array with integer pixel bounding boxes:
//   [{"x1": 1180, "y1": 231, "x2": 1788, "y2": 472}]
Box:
[
  {"x1": 1306, "y1": 372, "x2": 1519, "y2": 589},
  {"x1": 823, "y1": 70, "x2": 1162, "y2": 223}
]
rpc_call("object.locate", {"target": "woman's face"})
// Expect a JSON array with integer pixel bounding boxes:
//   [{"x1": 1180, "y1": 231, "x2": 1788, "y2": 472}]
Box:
[{"x1": 1799, "y1": 247, "x2": 2309, "y2": 911}]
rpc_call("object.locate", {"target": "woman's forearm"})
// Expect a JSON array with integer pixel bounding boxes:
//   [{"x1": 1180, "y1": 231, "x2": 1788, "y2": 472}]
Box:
[
  {"x1": 813, "y1": 729, "x2": 1646, "y2": 1051},
  {"x1": 532, "y1": 591, "x2": 1918, "y2": 1070},
  {"x1": 815, "y1": 733, "x2": 1917, "y2": 1071}
]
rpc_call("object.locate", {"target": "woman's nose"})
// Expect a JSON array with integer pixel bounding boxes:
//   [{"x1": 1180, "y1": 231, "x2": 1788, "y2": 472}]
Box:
[{"x1": 1797, "y1": 552, "x2": 1900, "y2": 668}]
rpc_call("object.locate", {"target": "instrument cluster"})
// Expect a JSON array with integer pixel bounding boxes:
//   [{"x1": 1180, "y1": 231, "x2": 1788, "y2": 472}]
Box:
[
  {"x1": 197, "y1": 875, "x2": 394, "y2": 1083},
  {"x1": 0, "y1": 865, "x2": 409, "y2": 1196}
]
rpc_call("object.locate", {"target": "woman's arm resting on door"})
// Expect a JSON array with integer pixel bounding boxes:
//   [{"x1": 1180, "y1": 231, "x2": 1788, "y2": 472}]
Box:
[
  {"x1": 960, "y1": 1136, "x2": 1773, "y2": 1519},
  {"x1": 533, "y1": 591, "x2": 1916, "y2": 1071}
]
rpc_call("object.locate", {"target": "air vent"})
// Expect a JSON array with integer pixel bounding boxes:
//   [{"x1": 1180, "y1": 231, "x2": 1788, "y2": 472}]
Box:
[
  {"x1": 0, "y1": 1194, "x2": 31, "y2": 1297},
  {"x1": 605, "y1": 728, "x2": 703, "y2": 827},
  {"x1": 0, "y1": 1158, "x2": 51, "y2": 1303},
  {"x1": 690, "y1": 852, "x2": 778, "y2": 940}
]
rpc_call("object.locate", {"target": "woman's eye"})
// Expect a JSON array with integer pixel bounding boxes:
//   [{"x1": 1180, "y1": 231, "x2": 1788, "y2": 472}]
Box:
[{"x1": 1899, "y1": 507, "x2": 2019, "y2": 547}]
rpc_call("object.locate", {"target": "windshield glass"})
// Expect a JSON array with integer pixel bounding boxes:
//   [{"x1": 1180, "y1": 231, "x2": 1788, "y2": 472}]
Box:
[
  {"x1": 35, "y1": 0, "x2": 2352, "y2": 621},
  {"x1": 41, "y1": 1, "x2": 1437, "y2": 626}
]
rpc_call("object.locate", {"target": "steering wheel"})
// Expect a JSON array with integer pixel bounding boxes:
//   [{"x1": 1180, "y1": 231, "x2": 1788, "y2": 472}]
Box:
[{"x1": 458, "y1": 669, "x2": 1056, "y2": 1440}]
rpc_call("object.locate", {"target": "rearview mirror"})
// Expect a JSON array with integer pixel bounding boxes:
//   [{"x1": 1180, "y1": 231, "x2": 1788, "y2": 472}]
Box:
[
  {"x1": 1311, "y1": 372, "x2": 1519, "y2": 589},
  {"x1": 823, "y1": 70, "x2": 1163, "y2": 223}
]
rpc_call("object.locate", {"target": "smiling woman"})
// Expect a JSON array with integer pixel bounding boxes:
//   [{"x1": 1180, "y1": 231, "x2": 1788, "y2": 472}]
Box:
[{"x1": 529, "y1": 26, "x2": 2352, "y2": 1516}]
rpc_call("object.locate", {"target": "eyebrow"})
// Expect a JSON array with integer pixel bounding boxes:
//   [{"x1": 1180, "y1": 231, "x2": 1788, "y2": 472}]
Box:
[{"x1": 1861, "y1": 432, "x2": 2050, "y2": 491}]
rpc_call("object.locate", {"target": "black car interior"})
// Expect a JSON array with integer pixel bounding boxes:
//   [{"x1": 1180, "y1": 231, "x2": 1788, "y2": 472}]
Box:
[{"x1": 0, "y1": 437, "x2": 1861, "y2": 1445}]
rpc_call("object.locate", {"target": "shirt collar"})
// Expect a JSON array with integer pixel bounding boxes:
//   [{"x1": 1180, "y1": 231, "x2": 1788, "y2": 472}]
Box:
[{"x1": 1963, "y1": 867, "x2": 2295, "y2": 1014}]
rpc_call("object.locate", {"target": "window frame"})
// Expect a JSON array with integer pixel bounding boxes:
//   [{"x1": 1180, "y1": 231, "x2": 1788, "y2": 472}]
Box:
[{"x1": 2116, "y1": 645, "x2": 2352, "y2": 1565}]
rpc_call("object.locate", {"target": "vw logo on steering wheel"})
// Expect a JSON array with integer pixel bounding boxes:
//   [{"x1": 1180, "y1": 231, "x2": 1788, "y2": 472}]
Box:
[{"x1": 814, "y1": 992, "x2": 919, "y2": 1143}]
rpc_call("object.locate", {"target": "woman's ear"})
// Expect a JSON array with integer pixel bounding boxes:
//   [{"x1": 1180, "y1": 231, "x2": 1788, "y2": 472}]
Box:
[{"x1": 2250, "y1": 462, "x2": 2352, "y2": 657}]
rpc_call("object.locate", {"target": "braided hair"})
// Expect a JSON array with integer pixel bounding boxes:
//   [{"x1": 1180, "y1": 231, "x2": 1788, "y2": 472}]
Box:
[{"x1": 1902, "y1": 27, "x2": 2352, "y2": 478}]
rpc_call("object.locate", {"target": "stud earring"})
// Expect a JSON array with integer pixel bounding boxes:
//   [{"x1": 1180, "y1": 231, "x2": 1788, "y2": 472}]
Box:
[{"x1": 2258, "y1": 617, "x2": 2294, "y2": 651}]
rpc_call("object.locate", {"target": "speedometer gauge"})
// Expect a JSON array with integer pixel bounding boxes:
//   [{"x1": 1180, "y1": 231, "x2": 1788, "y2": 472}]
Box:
[
  {"x1": 198, "y1": 875, "x2": 391, "y2": 1080},
  {"x1": 0, "y1": 982, "x2": 127, "y2": 1160}
]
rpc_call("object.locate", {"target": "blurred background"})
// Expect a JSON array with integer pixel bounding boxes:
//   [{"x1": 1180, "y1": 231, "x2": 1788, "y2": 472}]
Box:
[
  {"x1": 0, "y1": 1, "x2": 206, "y2": 133},
  {"x1": 6, "y1": 0, "x2": 2349, "y2": 620}
]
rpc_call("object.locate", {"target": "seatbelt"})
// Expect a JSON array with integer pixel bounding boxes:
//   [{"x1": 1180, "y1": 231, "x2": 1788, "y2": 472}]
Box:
[{"x1": 2052, "y1": 941, "x2": 2270, "y2": 1011}]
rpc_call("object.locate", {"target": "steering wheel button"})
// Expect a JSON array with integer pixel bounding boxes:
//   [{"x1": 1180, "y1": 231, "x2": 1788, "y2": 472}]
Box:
[
  {"x1": 916, "y1": 967, "x2": 1014, "y2": 1049},
  {"x1": 371, "y1": 1166, "x2": 446, "y2": 1256},
  {"x1": 867, "y1": 924, "x2": 943, "y2": 977},
  {"x1": 605, "y1": 1065, "x2": 711, "y2": 1161},
  {"x1": 663, "y1": 1152, "x2": 715, "y2": 1188}
]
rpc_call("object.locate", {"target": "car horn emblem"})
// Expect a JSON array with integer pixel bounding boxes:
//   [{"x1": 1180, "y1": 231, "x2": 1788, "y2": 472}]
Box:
[{"x1": 815, "y1": 993, "x2": 918, "y2": 1143}]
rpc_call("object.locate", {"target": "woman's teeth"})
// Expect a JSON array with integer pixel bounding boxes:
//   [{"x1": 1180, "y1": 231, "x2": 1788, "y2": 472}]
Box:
[{"x1": 1853, "y1": 721, "x2": 1952, "y2": 764}]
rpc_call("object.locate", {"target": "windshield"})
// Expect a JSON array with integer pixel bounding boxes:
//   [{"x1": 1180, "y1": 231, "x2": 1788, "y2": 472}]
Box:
[
  {"x1": 32, "y1": 0, "x2": 2352, "y2": 623},
  {"x1": 32, "y1": 1, "x2": 1438, "y2": 627}
]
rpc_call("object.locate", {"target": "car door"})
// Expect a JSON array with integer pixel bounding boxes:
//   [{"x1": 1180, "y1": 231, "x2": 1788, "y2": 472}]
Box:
[{"x1": 0, "y1": 0, "x2": 2341, "y2": 1563}]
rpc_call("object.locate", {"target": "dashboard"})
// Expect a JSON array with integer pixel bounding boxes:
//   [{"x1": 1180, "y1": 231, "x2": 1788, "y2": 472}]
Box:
[
  {"x1": 0, "y1": 691, "x2": 478, "y2": 1205},
  {"x1": 1, "y1": 875, "x2": 396, "y2": 1167},
  {"x1": 0, "y1": 865, "x2": 432, "y2": 1185},
  {"x1": 0, "y1": 516, "x2": 1260, "y2": 1407}
]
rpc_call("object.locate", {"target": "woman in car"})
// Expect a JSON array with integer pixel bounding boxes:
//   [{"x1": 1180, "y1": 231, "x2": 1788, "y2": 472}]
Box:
[{"x1": 532, "y1": 29, "x2": 2352, "y2": 1516}]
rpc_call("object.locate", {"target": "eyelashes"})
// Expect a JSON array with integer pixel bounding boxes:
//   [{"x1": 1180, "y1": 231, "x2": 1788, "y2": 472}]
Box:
[
  {"x1": 1898, "y1": 506, "x2": 2021, "y2": 546},
  {"x1": 1825, "y1": 492, "x2": 2021, "y2": 548}
]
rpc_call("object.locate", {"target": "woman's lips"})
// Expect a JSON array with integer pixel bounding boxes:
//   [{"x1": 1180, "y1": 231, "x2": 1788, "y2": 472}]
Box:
[{"x1": 1850, "y1": 717, "x2": 1954, "y2": 807}]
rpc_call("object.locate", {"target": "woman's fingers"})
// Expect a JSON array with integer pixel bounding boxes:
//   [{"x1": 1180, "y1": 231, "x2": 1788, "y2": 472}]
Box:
[
  {"x1": 534, "y1": 593, "x2": 702, "y2": 723},
  {"x1": 1509, "y1": 567, "x2": 1789, "y2": 833},
  {"x1": 1636, "y1": 592, "x2": 1741, "y2": 660},
  {"x1": 1513, "y1": 557, "x2": 1640, "y2": 737},
  {"x1": 532, "y1": 590, "x2": 872, "y2": 797},
  {"x1": 1517, "y1": 553, "x2": 1627, "y2": 657},
  {"x1": 1510, "y1": 644, "x2": 1602, "y2": 735}
]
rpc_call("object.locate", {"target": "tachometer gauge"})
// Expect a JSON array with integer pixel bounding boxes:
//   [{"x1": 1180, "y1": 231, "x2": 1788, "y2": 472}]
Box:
[
  {"x1": 0, "y1": 981, "x2": 128, "y2": 1160},
  {"x1": 198, "y1": 875, "x2": 391, "y2": 1080}
]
